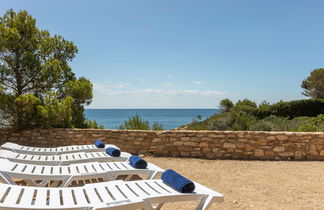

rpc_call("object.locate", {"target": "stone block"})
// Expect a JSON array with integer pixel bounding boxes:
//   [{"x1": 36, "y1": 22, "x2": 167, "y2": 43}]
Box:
[
  {"x1": 199, "y1": 142, "x2": 209, "y2": 148},
  {"x1": 152, "y1": 138, "x2": 161, "y2": 143},
  {"x1": 173, "y1": 141, "x2": 183, "y2": 146},
  {"x1": 223, "y1": 143, "x2": 236, "y2": 149},
  {"x1": 276, "y1": 135, "x2": 289, "y2": 141},
  {"x1": 255, "y1": 149, "x2": 264, "y2": 157},
  {"x1": 180, "y1": 137, "x2": 190, "y2": 141},
  {"x1": 273, "y1": 146, "x2": 285, "y2": 153},
  {"x1": 266, "y1": 136, "x2": 276, "y2": 141},
  {"x1": 320, "y1": 150, "x2": 324, "y2": 156}
]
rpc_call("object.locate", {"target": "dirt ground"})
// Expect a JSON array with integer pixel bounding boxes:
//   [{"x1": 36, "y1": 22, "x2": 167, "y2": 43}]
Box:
[{"x1": 145, "y1": 157, "x2": 324, "y2": 210}]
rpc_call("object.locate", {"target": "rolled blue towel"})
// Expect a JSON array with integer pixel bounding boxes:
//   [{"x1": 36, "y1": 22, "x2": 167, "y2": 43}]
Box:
[
  {"x1": 161, "y1": 169, "x2": 195, "y2": 193},
  {"x1": 129, "y1": 155, "x2": 147, "y2": 169},
  {"x1": 106, "y1": 147, "x2": 121, "y2": 157},
  {"x1": 95, "y1": 139, "x2": 105, "y2": 148}
]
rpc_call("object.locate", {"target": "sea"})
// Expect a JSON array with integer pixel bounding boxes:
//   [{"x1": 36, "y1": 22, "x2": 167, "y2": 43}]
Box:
[{"x1": 84, "y1": 109, "x2": 219, "y2": 130}]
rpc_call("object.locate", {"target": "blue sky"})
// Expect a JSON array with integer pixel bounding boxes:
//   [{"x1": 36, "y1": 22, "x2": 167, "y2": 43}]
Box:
[{"x1": 1, "y1": 0, "x2": 324, "y2": 108}]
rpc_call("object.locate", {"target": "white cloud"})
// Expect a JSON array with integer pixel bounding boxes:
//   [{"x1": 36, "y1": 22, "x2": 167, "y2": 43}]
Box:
[
  {"x1": 90, "y1": 82, "x2": 229, "y2": 108},
  {"x1": 94, "y1": 88, "x2": 226, "y2": 97},
  {"x1": 167, "y1": 75, "x2": 173, "y2": 78},
  {"x1": 93, "y1": 83, "x2": 107, "y2": 91},
  {"x1": 93, "y1": 82, "x2": 131, "y2": 90},
  {"x1": 139, "y1": 79, "x2": 145, "y2": 83},
  {"x1": 192, "y1": 81, "x2": 203, "y2": 85},
  {"x1": 162, "y1": 82, "x2": 172, "y2": 87}
]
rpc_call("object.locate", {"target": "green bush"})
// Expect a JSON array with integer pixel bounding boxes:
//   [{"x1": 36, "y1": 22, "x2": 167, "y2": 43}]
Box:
[
  {"x1": 118, "y1": 115, "x2": 164, "y2": 130},
  {"x1": 296, "y1": 114, "x2": 324, "y2": 132},
  {"x1": 151, "y1": 122, "x2": 164, "y2": 130},
  {"x1": 249, "y1": 121, "x2": 274, "y2": 131},
  {"x1": 207, "y1": 112, "x2": 234, "y2": 130},
  {"x1": 186, "y1": 98, "x2": 324, "y2": 132},
  {"x1": 231, "y1": 111, "x2": 257, "y2": 131},
  {"x1": 187, "y1": 122, "x2": 209, "y2": 130},
  {"x1": 255, "y1": 99, "x2": 324, "y2": 119},
  {"x1": 84, "y1": 119, "x2": 104, "y2": 129},
  {"x1": 118, "y1": 114, "x2": 150, "y2": 130}
]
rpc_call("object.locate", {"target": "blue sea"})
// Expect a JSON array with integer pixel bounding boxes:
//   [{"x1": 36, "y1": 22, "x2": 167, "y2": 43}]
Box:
[{"x1": 85, "y1": 109, "x2": 219, "y2": 130}]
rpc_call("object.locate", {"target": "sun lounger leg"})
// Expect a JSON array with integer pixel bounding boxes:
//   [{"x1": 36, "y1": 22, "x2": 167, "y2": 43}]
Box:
[
  {"x1": 60, "y1": 175, "x2": 74, "y2": 187},
  {"x1": 142, "y1": 199, "x2": 155, "y2": 210},
  {"x1": 0, "y1": 172, "x2": 16, "y2": 185},
  {"x1": 196, "y1": 195, "x2": 214, "y2": 210},
  {"x1": 124, "y1": 175, "x2": 133, "y2": 181},
  {"x1": 152, "y1": 203, "x2": 164, "y2": 210},
  {"x1": 146, "y1": 171, "x2": 158, "y2": 180},
  {"x1": 24, "y1": 179, "x2": 38, "y2": 186}
]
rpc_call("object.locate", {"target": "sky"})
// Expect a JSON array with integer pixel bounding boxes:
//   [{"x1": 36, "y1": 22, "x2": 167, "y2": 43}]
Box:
[{"x1": 1, "y1": 0, "x2": 324, "y2": 108}]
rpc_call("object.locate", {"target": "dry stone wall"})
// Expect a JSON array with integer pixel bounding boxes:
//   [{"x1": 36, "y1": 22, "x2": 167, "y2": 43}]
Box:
[{"x1": 0, "y1": 129, "x2": 323, "y2": 160}]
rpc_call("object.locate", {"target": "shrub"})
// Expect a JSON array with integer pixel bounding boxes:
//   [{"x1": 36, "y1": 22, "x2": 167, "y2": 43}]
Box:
[
  {"x1": 187, "y1": 122, "x2": 209, "y2": 130},
  {"x1": 151, "y1": 122, "x2": 164, "y2": 130},
  {"x1": 258, "y1": 99, "x2": 324, "y2": 119},
  {"x1": 84, "y1": 119, "x2": 104, "y2": 129},
  {"x1": 231, "y1": 111, "x2": 257, "y2": 130},
  {"x1": 118, "y1": 114, "x2": 150, "y2": 130},
  {"x1": 296, "y1": 114, "x2": 324, "y2": 132},
  {"x1": 207, "y1": 112, "x2": 234, "y2": 130},
  {"x1": 249, "y1": 121, "x2": 274, "y2": 131}
]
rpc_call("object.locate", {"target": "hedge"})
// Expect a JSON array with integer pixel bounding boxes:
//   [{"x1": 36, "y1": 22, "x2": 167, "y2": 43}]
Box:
[{"x1": 254, "y1": 99, "x2": 324, "y2": 119}]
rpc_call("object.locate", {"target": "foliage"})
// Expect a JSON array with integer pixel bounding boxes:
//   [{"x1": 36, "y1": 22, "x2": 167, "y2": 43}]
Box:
[
  {"x1": 151, "y1": 122, "x2": 164, "y2": 130},
  {"x1": 14, "y1": 94, "x2": 41, "y2": 128},
  {"x1": 118, "y1": 114, "x2": 164, "y2": 130},
  {"x1": 0, "y1": 9, "x2": 98, "y2": 129},
  {"x1": 219, "y1": 98, "x2": 234, "y2": 112},
  {"x1": 187, "y1": 98, "x2": 324, "y2": 132},
  {"x1": 295, "y1": 115, "x2": 324, "y2": 132},
  {"x1": 36, "y1": 92, "x2": 73, "y2": 128},
  {"x1": 118, "y1": 114, "x2": 150, "y2": 130},
  {"x1": 84, "y1": 119, "x2": 104, "y2": 129},
  {"x1": 207, "y1": 112, "x2": 233, "y2": 130},
  {"x1": 254, "y1": 99, "x2": 324, "y2": 119},
  {"x1": 231, "y1": 111, "x2": 257, "y2": 131},
  {"x1": 259, "y1": 100, "x2": 271, "y2": 109},
  {"x1": 301, "y1": 68, "x2": 324, "y2": 99},
  {"x1": 235, "y1": 99, "x2": 257, "y2": 108}
]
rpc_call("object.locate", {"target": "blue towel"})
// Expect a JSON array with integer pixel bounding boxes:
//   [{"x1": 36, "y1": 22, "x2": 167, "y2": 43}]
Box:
[
  {"x1": 106, "y1": 147, "x2": 121, "y2": 157},
  {"x1": 95, "y1": 139, "x2": 105, "y2": 148},
  {"x1": 129, "y1": 155, "x2": 147, "y2": 169},
  {"x1": 161, "y1": 169, "x2": 195, "y2": 193}
]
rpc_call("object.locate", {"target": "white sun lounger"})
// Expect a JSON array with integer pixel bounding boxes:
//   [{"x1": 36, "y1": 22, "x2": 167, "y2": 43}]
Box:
[
  {"x1": 0, "y1": 159, "x2": 163, "y2": 187},
  {"x1": 0, "y1": 150, "x2": 131, "y2": 165},
  {"x1": 0, "y1": 179, "x2": 223, "y2": 209},
  {"x1": 1, "y1": 142, "x2": 118, "y2": 155}
]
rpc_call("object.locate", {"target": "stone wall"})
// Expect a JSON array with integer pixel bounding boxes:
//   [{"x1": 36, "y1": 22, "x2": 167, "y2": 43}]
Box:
[{"x1": 0, "y1": 129, "x2": 323, "y2": 160}]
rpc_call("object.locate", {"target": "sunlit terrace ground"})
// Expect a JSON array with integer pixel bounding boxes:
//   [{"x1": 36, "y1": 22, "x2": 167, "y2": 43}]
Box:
[{"x1": 145, "y1": 157, "x2": 324, "y2": 210}]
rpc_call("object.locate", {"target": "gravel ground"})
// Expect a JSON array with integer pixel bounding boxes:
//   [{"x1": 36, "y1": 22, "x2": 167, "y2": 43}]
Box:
[{"x1": 145, "y1": 157, "x2": 324, "y2": 210}]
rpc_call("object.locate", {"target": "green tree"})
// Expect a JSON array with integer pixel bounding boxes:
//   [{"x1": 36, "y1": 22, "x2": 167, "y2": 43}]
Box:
[
  {"x1": 0, "y1": 9, "x2": 94, "y2": 129},
  {"x1": 259, "y1": 100, "x2": 270, "y2": 109},
  {"x1": 301, "y1": 68, "x2": 324, "y2": 99},
  {"x1": 235, "y1": 99, "x2": 257, "y2": 108},
  {"x1": 219, "y1": 98, "x2": 234, "y2": 112}
]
